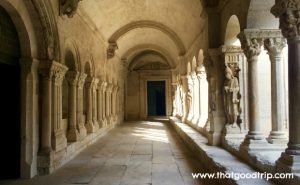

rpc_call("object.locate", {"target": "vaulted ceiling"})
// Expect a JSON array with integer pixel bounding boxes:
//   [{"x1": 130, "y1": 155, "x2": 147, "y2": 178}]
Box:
[{"x1": 78, "y1": 0, "x2": 206, "y2": 69}]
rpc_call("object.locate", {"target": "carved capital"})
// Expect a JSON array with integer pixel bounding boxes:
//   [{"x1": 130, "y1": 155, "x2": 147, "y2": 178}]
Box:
[
  {"x1": 107, "y1": 83, "x2": 114, "y2": 92},
  {"x1": 66, "y1": 71, "x2": 79, "y2": 86},
  {"x1": 271, "y1": 0, "x2": 300, "y2": 39},
  {"x1": 107, "y1": 42, "x2": 118, "y2": 59},
  {"x1": 85, "y1": 77, "x2": 98, "y2": 89},
  {"x1": 52, "y1": 64, "x2": 68, "y2": 85},
  {"x1": 264, "y1": 37, "x2": 287, "y2": 58},
  {"x1": 113, "y1": 85, "x2": 119, "y2": 93},
  {"x1": 60, "y1": 0, "x2": 83, "y2": 18},
  {"x1": 77, "y1": 72, "x2": 87, "y2": 89},
  {"x1": 39, "y1": 61, "x2": 68, "y2": 84},
  {"x1": 238, "y1": 31, "x2": 263, "y2": 60}
]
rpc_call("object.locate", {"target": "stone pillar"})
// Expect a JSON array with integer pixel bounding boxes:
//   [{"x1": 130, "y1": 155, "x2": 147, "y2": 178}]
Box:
[
  {"x1": 112, "y1": 85, "x2": 119, "y2": 121},
  {"x1": 106, "y1": 83, "x2": 113, "y2": 123},
  {"x1": 238, "y1": 30, "x2": 267, "y2": 150},
  {"x1": 51, "y1": 62, "x2": 68, "y2": 151},
  {"x1": 192, "y1": 73, "x2": 200, "y2": 124},
  {"x1": 97, "y1": 81, "x2": 104, "y2": 128},
  {"x1": 102, "y1": 82, "x2": 108, "y2": 126},
  {"x1": 66, "y1": 71, "x2": 80, "y2": 142},
  {"x1": 264, "y1": 33, "x2": 288, "y2": 144},
  {"x1": 271, "y1": 1, "x2": 300, "y2": 173},
  {"x1": 85, "y1": 77, "x2": 97, "y2": 133},
  {"x1": 77, "y1": 73, "x2": 87, "y2": 139},
  {"x1": 171, "y1": 82, "x2": 177, "y2": 116},
  {"x1": 39, "y1": 62, "x2": 53, "y2": 153},
  {"x1": 20, "y1": 58, "x2": 39, "y2": 178},
  {"x1": 92, "y1": 78, "x2": 99, "y2": 131},
  {"x1": 181, "y1": 75, "x2": 189, "y2": 122},
  {"x1": 187, "y1": 75, "x2": 194, "y2": 122},
  {"x1": 221, "y1": 45, "x2": 246, "y2": 140},
  {"x1": 203, "y1": 49, "x2": 226, "y2": 146}
]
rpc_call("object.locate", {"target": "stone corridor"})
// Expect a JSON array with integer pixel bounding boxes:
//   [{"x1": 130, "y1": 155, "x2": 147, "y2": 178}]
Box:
[{"x1": 0, "y1": 121, "x2": 215, "y2": 185}]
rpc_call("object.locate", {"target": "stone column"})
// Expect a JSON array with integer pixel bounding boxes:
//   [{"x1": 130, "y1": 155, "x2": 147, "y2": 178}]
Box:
[
  {"x1": 112, "y1": 85, "x2": 119, "y2": 120},
  {"x1": 171, "y1": 82, "x2": 177, "y2": 116},
  {"x1": 271, "y1": 1, "x2": 300, "y2": 173},
  {"x1": 264, "y1": 33, "x2": 288, "y2": 144},
  {"x1": 181, "y1": 75, "x2": 189, "y2": 122},
  {"x1": 51, "y1": 62, "x2": 68, "y2": 151},
  {"x1": 192, "y1": 73, "x2": 200, "y2": 124},
  {"x1": 102, "y1": 82, "x2": 108, "y2": 126},
  {"x1": 85, "y1": 77, "x2": 96, "y2": 133},
  {"x1": 187, "y1": 75, "x2": 194, "y2": 122},
  {"x1": 97, "y1": 81, "x2": 104, "y2": 128},
  {"x1": 66, "y1": 71, "x2": 80, "y2": 142},
  {"x1": 77, "y1": 73, "x2": 87, "y2": 139},
  {"x1": 92, "y1": 78, "x2": 99, "y2": 131},
  {"x1": 238, "y1": 30, "x2": 267, "y2": 150},
  {"x1": 39, "y1": 62, "x2": 53, "y2": 153},
  {"x1": 203, "y1": 49, "x2": 226, "y2": 146},
  {"x1": 106, "y1": 83, "x2": 113, "y2": 123}
]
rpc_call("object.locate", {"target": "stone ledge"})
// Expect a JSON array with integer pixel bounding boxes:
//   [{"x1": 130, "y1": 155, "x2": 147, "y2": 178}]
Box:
[
  {"x1": 222, "y1": 137, "x2": 300, "y2": 185},
  {"x1": 38, "y1": 122, "x2": 119, "y2": 175},
  {"x1": 169, "y1": 117, "x2": 273, "y2": 185}
]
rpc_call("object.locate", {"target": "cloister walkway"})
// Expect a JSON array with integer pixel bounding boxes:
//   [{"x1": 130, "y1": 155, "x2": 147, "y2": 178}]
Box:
[{"x1": 0, "y1": 120, "x2": 216, "y2": 185}]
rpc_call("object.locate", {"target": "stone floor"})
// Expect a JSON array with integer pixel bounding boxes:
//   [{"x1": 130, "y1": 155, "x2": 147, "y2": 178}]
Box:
[{"x1": 0, "y1": 120, "x2": 217, "y2": 185}]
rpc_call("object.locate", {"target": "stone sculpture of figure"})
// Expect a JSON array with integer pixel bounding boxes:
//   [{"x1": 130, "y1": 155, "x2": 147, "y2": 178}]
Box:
[
  {"x1": 224, "y1": 61, "x2": 240, "y2": 128},
  {"x1": 60, "y1": 0, "x2": 82, "y2": 18}
]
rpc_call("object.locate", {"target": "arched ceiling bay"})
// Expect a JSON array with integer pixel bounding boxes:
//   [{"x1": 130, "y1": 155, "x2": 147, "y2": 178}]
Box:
[
  {"x1": 116, "y1": 28, "x2": 178, "y2": 63},
  {"x1": 79, "y1": 0, "x2": 205, "y2": 61}
]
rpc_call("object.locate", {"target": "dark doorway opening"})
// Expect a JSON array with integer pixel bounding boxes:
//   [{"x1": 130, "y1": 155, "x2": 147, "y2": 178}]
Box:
[
  {"x1": 147, "y1": 81, "x2": 166, "y2": 116},
  {"x1": 0, "y1": 6, "x2": 21, "y2": 179}
]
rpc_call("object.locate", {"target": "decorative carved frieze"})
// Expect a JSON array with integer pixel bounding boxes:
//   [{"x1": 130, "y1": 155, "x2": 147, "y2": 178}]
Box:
[{"x1": 59, "y1": 0, "x2": 83, "y2": 18}]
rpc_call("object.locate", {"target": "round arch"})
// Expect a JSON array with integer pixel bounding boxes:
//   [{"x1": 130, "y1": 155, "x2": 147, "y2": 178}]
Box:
[
  {"x1": 63, "y1": 38, "x2": 81, "y2": 71},
  {"x1": 122, "y1": 44, "x2": 176, "y2": 69},
  {"x1": 108, "y1": 20, "x2": 186, "y2": 55},
  {"x1": 224, "y1": 15, "x2": 241, "y2": 46}
]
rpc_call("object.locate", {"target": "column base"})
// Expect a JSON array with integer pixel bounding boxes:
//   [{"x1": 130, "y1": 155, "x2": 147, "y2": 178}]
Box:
[
  {"x1": 51, "y1": 130, "x2": 67, "y2": 152},
  {"x1": 67, "y1": 129, "x2": 80, "y2": 142},
  {"x1": 98, "y1": 120, "x2": 104, "y2": 128},
  {"x1": 78, "y1": 124, "x2": 87, "y2": 139},
  {"x1": 240, "y1": 136, "x2": 268, "y2": 151},
  {"x1": 93, "y1": 121, "x2": 100, "y2": 131},
  {"x1": 276, "y1": 152, "x2": 300, "y2": 173},
  {"x1": 102, "y1": 118, "x2": 108, "y2": 127},
  {"x1": 204, "y1": 120, "x2": 210, "y2": 133},
  {"x1": 267, "y1": 131, "x2": 288, "y2": 144},
  {"x1": 37, "y1": 150, "x2": 54, "y2": 175},
  {"x1": 86, "y1": 121, "x2": 96, "y2": 133},
  {"x1": 207, "y1": 131, "x2": 222, "y2": 146}
]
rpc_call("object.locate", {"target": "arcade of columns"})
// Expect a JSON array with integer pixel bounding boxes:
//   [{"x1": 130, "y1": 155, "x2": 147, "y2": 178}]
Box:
[
  {"x1": 172, "y1": 1, "x2": 300, "y2": 175},
  {"x1": 38, "y1": 60, "x2": 121, "y2": 174}
]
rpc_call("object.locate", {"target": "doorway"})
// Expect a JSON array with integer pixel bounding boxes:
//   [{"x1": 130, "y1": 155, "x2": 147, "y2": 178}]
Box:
[
  {"x1": 0, "y1": 6, "x2": 21, "y2": 179},
  {"x1": 147, "y1": 81, "x2": 166, "y2": 116}
]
